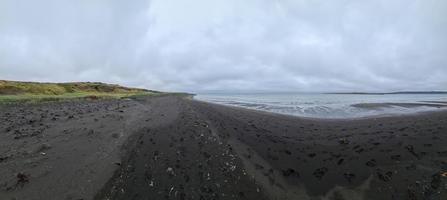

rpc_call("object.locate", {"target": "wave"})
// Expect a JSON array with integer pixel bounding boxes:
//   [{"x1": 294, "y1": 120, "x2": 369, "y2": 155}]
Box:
[{"x1": 195, "y1": 93, "x2": 447, "y2": 118}]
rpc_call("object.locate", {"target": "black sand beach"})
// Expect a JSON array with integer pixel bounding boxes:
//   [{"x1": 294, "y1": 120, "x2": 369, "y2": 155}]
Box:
[{"x1": 1, "y1": 95, "x2": 446, "y2": 200}]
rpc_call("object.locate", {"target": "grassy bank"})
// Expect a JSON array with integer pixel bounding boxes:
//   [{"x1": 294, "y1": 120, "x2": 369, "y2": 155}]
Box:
[{"x1": 0, "y1": 80, "x2": 164, "y2": 103}]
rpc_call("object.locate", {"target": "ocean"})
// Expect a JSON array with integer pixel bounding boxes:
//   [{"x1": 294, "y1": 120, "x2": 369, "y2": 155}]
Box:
[{"x1": 194, "y1": 93, "x2": 447, "y2": 118}]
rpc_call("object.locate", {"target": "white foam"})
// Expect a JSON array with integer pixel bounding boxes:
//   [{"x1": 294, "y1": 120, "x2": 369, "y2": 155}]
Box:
[{"x1": 194, "y1": 93, "x2": 447, "y2": 118}]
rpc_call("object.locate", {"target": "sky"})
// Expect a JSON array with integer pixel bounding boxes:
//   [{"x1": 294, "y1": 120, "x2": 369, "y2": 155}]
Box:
[{"x1": 1, "y1": 0, "x2": 446, "y2": 93}]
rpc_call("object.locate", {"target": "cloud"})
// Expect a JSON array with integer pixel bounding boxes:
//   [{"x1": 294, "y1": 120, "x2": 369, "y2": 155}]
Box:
[{"x1": 1, "y1": 0, "x2": 446, "y2": 92}]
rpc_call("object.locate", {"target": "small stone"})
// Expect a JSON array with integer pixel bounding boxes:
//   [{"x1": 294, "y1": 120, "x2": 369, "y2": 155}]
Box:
[
  {"x1": 36, "y1": 143, "x2": 52, "y2": 153},
  {"x1": 343, "y1": 172, "x2": 356, "y2": 182},
  {"x1": 16, "y1": 172, "x2": 29, "y2": 186},
  {"x1": 338, "y1": 138, "x2": 349, "y2": 145},
  {"x1": 313, "y1": 167, "x2": 328, "y2": 180},
  {"x1": 166, "y1": 167, "x2": 175, "y2": 176},
  {"x1": 366, "y1": 159, "x2": 377, "y2": 167}
]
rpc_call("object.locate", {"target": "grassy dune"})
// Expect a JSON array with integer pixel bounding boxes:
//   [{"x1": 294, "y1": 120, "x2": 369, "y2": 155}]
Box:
[{"x1": 0, "y1": 80, "x2": 163, "y2": 103}]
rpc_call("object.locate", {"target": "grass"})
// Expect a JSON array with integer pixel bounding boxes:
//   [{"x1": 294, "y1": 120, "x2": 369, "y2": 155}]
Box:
[{"x1": 0, "y1": 80, "x2": 164, "y2": 104}]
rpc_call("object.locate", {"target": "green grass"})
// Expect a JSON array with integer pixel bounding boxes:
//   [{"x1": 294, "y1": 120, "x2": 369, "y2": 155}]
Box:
[{"x1": 0, "y1": 80, "x2": 164, "y2": 104}]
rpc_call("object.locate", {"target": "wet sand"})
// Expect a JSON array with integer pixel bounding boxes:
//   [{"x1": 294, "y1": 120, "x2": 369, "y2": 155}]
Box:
[
  {"x1": 352, "y1": 102, "x2": 447, "y2": 109},
  {"x1": 1, "y1": 95, "x2": 446, "y2": 200}
]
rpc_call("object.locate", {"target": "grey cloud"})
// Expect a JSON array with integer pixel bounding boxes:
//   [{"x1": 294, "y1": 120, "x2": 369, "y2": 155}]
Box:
[{"x1": 1, "y1": 0, "x2": 446, "y2": 93}]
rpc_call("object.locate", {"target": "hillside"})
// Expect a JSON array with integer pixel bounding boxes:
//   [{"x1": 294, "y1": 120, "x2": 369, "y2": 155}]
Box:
[{"x1": 0, "y1": 80, "x2": 162, "y2": 102}]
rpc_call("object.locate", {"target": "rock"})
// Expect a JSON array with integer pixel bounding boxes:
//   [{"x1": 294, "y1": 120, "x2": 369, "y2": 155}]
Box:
[
  {"x1": 405, "y1": 145, "x2": 419, "y2": 158},
  {"x1": 366, "y1": 159, "x2": 377, "y2": 167},
  {"x1": 0, "y1": 155, "x2": 10, "y2": 163},
  {"x1": 282, "y1": 168, "x2": 299, "y2": 177},
  {"x1": 390, "y1": 155, "x2": 401, "y2": 161},
  {"x1": 431, "y1": 173, "x2": 441, "y2": 189},
  {"x1": 355, "y1": 148, "x2": 364, "y2": 153},
  {"x1": 376, "y1": 170, "x2": 392, "y2": 182},
  {"x1": 313, "y1": 167, "x2": 328, "y2": 180},
  {"x1": 166, "y1": 167, "x2": 175, "y2": 176},
  {"x1": 36, "y1": 143, "x2": 52, "y2": 153},
  {"x1": 16, "y1": 173, "x2": 29, "y2": 186},
  {"x1": 405, "y1": 164, "x2": 417, "y2": 170},
  {"x1": 338, "y1": 138, "x2": 349, "y2": 145},
  {"x1": 343, "y1": 172, "x2": 356, "y2": 182}
]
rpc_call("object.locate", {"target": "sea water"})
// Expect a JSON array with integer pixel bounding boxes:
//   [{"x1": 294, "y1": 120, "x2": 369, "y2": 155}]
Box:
[{"x1": 194, "y1": 93, "x2": 447, "y2": 119}]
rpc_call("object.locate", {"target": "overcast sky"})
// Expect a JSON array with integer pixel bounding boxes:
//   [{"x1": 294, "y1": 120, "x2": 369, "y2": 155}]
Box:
[{"x1": 1, "y1": 0, "x2": 446, "y2": 93}]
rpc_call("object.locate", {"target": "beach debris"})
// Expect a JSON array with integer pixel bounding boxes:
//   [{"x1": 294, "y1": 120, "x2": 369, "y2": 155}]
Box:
[{"x1": 441, "y1": 172, "x2": 447, "y2": 177}]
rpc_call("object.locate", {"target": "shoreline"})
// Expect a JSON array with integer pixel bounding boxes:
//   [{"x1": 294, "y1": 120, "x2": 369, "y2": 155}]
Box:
[
  {"x1": 1, "y1": 95, "x2": 446, "y2": 199},
  {"x1": 192, "y1": 98, "x2": 447, "y2": 122}
]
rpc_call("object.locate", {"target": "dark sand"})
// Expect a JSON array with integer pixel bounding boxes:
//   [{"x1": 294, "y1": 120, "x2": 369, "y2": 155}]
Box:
[{"x1": 1, "y1": 96, "x2": 446, "y2": 200}]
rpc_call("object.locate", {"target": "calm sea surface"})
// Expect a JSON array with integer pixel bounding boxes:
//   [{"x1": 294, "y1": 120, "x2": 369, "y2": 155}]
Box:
[{"x1": 194, "y1": 93, "x2": 447, "y2": 118}]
